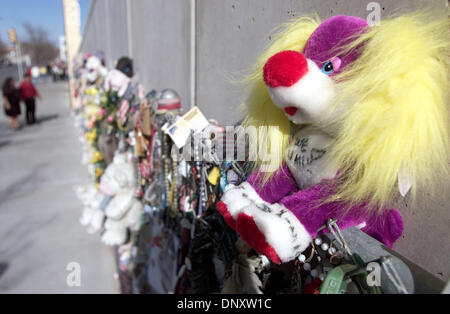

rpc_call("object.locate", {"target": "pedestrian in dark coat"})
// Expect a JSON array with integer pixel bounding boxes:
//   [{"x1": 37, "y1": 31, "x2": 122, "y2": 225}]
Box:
[{"x1": 2, "y1": 77, "x2": 21, "y2": 130}]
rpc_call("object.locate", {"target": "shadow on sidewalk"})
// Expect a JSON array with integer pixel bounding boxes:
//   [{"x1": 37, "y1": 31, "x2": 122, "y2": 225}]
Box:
[
  {"x1": 0, "y1": 113, "x2": 60, "y2": 140},
  {"x1": 35, "y1": 114, "x2": 59, "y2": 124},
  {"x1": 0, "y1": 140, "x2": 11, "y2": 149},
  {"x1": 0, "y1": 262, "x2": 9, "y2": 280}
]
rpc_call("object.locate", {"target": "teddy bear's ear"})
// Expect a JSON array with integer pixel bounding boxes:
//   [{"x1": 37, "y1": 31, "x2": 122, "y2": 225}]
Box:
[{"x1": 398, "y1": 168, "x2": 413, "y2": 197}]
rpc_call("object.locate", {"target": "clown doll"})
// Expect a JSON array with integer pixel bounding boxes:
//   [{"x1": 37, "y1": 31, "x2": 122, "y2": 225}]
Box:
[{"x1": 217, "y1": 13, "x2": 449, "y2": 264}]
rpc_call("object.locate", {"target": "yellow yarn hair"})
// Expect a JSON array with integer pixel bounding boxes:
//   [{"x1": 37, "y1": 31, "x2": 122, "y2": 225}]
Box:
[
  {"x1": 330, "y1": 13, "x2": 449, "y2": 210},
  {"x1": 241, "y1": 13, "x2": 449, "y2": 212}
]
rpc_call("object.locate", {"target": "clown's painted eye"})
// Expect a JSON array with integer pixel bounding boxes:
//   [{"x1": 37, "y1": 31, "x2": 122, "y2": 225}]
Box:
[{"x1": 321, "y1": 61, "x2": 334, "y2": 75}]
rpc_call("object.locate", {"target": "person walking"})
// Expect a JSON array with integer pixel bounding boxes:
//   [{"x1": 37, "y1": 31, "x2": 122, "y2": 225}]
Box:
[
  {"x1": 31, "y1": 66, "x2": 40, "y2": 85},
  {"x1": 52, "y1": 63, "x2": 59, "y2": 82},
  {"x1": 2, "y1": 77, "x2": 21, "y2": 130},
  {"x1": 20, "y1": 70, "x2": 41, "y2": 124}
]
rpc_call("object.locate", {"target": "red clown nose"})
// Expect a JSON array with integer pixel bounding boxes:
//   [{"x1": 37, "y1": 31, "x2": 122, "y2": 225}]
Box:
[{"x1": 263, "y1": 50, "x2": 308, "y2": 88}]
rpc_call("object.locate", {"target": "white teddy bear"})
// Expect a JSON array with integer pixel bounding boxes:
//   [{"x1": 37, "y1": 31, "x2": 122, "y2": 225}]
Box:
[
  {"x1": 99, "y1": 153, "x2": 143, "y2": 246},
  {"x1": 75, "y1": 184, "x2": 106, "y2": 234},
  {"x1": 85, "y1": 55, "x2": 108, "y2": 84}
]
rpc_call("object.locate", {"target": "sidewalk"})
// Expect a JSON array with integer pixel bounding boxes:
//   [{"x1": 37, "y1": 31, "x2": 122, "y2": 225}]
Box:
[{"x1": 0, "y1": 81, "x2": 118, "y2": 293}]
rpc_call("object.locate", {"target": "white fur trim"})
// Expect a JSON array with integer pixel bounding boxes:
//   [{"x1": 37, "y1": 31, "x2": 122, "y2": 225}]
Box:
[
  {"x1": 267, "y1": 59, "x2": 335, "y2": 125},
  {"x1": 243, "y1": 202, "x2": 311, "y2": 263},
  {"x1": 221, "y1": 182, "x2": 311, "y2": 262},
  {"x1": 221, "y1": 182, "x2": 266, "y2": 219}
]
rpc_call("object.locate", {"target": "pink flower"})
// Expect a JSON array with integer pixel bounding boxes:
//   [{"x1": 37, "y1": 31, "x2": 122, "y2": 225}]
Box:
[
  {"x1": 107, "y1": 115, "x2": 114, "y2": 123},
  {"x1": 99, "y1": 108, "x2": 107, "y2": 117}
]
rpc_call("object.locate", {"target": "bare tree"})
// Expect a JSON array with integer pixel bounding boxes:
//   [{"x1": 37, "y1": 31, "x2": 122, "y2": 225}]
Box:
[
  {"x1": 21, "y1": 22, "x2": 59, "y2": 66},
  {"x1": 0, "y1": 35, "x2": 8, "y2": 58}
]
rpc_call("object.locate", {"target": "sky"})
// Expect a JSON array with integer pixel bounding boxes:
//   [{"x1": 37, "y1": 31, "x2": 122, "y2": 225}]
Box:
[{"x1": 0, "y1": 0, "x2": 91, "y2": 44}]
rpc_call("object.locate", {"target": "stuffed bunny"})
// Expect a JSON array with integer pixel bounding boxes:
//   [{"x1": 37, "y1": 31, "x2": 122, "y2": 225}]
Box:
[
  {"x1": 100, "y1": 153, "x2": 143, "y2": 245},
  {"x1": 217, "y1": 14, "x2": 449, "y2": 264}
]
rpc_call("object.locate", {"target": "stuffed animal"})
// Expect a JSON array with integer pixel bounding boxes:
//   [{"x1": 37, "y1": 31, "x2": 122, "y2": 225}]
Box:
[
  {"x1": 100, "y1": 153, "x2": 144, "y2": 245},
  {"x1": 85, "y1": 55, "x2": 108, "y2": 85},
  {"x1": 217, "y1": 14, "x2": 449, "y2": 264},
  {"x1": 75, "y1": 184, "x2": 105, "y2": 234},
  {"x1": 103, "y1": 68, "x2": 131, "y2": 98}
]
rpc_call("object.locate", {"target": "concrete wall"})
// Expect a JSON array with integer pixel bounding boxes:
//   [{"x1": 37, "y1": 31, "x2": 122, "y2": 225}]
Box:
[
  {"x1": 103, "y1": 0, "x2": 129, "y2": 68},
  {"x1": 129, "y1": 0, "x2": 192, "y2": 111},
  {"x1": 80, "y1": 0, "x2": 129, "y2": 68},
  {"x1": 79, "y1": 0, "x2": 450, "y2": 282},
  {"x1": 195, "y1": 0, "x2": 447, "y2": 123}
]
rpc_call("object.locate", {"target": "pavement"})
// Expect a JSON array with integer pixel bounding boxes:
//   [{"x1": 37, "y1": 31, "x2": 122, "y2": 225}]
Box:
[{"x1": 0, "y1": 80, "x2": 118, "y2": 293}]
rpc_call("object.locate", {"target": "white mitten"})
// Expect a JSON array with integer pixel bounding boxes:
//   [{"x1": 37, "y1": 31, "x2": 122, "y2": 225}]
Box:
[{"x1": 220, "y1": 182, "x2": 266, "y2": 222}]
